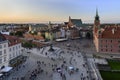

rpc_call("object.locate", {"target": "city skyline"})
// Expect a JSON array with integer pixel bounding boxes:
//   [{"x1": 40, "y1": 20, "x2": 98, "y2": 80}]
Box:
[{"x1": 0, "y1": 0, "x2": 120, "y2": 23}]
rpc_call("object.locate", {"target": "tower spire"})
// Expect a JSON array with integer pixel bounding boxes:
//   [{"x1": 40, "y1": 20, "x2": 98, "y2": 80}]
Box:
[
  {"x1": 94, "y1": 8, "x2": 100, "y2": 27},
  {"x1": 69, "y1": 16, "x2": 71, "y2": 21},
  {"x1": 95, "y1": 8, "x2": 99, "y2": 21},
  {"x1": 96, "y1": 8, "x2": 98, "y2": 17}
]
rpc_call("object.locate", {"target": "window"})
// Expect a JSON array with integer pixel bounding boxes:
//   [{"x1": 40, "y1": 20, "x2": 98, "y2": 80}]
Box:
[
  {"x1": 13, "y1": 47, "x2": 15, "y2": 51},
  {"x1": 111, "y1": 49, "x2": 112, "y2": 52},
  {"x1": 106, "y1": 45, "x2": 107, "y2": 48},
  {"x1": 19, "y1": 45, "x2": 21, "y2": 48},
  {"x1": 4, "y1": 57, "x2": 6, "y2": 62},
  {"x1": 118, "y1": 40, "x2": 120, "y2": 43},
  {"x1": 111, "y1": 40, "x2": 112, "y2": 43},
  {"x1": 9, "y1": 54, "x2": 12, "y2": 59},
  {"x1": 0, "y1": 51, "x2": 2, "y2": 55},
  {"x1": 0, "y1": 58, "x2": 2, "y2": 64},
  {"x1": 16, "y1": 52, "x2": 18, "y2": 56},
  {"x1": 101, "y1": 49, "x2": 103, "y2": 51},
  {"x1": 4, "y1": 44, "x2": 6, "y2": 48},
  {"x1": 106, "y1": 40, "x2": 107, "y2": 42},
  {"x1": 4, "y1": 49, "x2": 6, "y2": 54},
  {"x1": 111, "y1": 45, "x2": 112, "y2": 48},
  {"x1": 106, "y1": 49, "x2": 108, "y2": 51},
  {"x1": 0, "y1": 45, "x2": 2, "y2": 49},
  {"x1": 16, "y1": 46, "x2": 17, "y2": 50},
  {"x1": 9, "y1": 48, "x2": 11, "y2": 52},
  {"x1": 13, "y1": 53, "x2": 15, "y2": 57}
]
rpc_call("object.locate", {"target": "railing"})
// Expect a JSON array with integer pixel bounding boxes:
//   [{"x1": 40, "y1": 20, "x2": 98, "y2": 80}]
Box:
[{"x1": 92, "y1": 62, "x2": 103, "y2": 80}]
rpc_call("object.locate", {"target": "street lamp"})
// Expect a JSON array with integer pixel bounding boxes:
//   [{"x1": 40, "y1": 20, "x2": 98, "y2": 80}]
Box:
[{"x1": 48, "y1": 21, "x2": 54, "y2": 52}]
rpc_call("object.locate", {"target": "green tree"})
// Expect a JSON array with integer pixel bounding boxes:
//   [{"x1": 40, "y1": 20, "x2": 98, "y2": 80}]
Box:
[
  {"x1": 15, "y1": 31, "x2": 23, "y2": 37},
  {"x1": 41, "y1": 33, "x2": 45, "y2": 39},
  {"x1": 22, "y1": 42, "x2": 33, "y2": 48},
  {"x1": 10, "y1": 32, "x2": 15, "y2": 36},
  {"x1": 22, "y1": 42, "x2": 37, "y2": 48}
]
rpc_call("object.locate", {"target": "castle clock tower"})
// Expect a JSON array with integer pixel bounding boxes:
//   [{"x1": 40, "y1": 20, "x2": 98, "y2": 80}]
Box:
[{"x1": 94, "y1": 9, "x2": 100, "y2": 28}]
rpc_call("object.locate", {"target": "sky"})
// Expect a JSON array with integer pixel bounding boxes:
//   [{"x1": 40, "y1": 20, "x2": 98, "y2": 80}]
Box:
[{"x1": 0, "y1": 0, "x2": 120, "y2": 23}]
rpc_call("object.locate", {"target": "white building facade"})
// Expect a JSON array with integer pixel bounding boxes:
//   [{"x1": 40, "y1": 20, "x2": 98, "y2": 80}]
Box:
[
  {"x1": 0, "y1": 34, "x2": 22, "y2": 69},
  {"x1": 0, "y1": 36, "x2": 9, "y2": 69},
  {"x1": 9, "y1": 43, "x2": 22, "y2": 60}
]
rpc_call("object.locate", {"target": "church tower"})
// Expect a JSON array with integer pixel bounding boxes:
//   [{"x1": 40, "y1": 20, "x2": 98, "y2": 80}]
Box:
[
  {"x1": 94, "y1": 8, "x2": 100, "y2": 34},
  {"x1": 94, "y1": 8, "x2": 100, "y2": 28},
  {"x1": 93, "y1": 9, "x2": 101, "y2": 52}
]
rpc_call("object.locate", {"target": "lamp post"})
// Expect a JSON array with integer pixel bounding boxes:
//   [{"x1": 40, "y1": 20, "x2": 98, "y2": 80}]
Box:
[{"x1": 48, "y1": 21, "x2": 54, "y2": 51}]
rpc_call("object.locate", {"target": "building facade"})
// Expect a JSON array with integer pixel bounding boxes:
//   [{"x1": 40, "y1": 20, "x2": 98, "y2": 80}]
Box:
[
  {"x1": 3, "y1": 34, "x2": 22, "y2": 60},
  {"x1": 0, "y1": 33, "x2": 9, "y2": 68},
  {"x1": 93, "y1": 9, "x2": 120, "y2": 53},
  {"x1": 0, "y1": 33, "x2": 23, "y2": 68}
]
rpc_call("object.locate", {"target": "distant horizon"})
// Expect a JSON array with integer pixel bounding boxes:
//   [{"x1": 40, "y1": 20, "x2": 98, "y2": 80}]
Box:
[{"x1": 1, "y1": 21, "x2": 120, "y2": 24}]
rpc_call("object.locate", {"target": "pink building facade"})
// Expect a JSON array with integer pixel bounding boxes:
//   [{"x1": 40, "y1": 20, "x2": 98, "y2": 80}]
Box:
[{"x1": 93, "y1": 10, "x2": 120, "y2": 53}]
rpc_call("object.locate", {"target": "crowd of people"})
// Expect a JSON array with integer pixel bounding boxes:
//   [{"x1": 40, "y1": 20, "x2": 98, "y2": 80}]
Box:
[{"x1": 5, "y1": 39, "x2": 93, "y2": 80}]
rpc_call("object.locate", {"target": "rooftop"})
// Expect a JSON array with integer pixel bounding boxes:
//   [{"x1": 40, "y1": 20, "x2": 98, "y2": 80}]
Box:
[
  {"x1": 3, "y1": 34, "x2": 21, "y2": 46},
  {"x1": 100, "y1": 25, "x2": 120, "y2": 39},
  {"x1": 0, "y1": 33, "x2": 7, "y2": 42},
  {"x1": 71, "y1": 19, "x2": 82, "y2": 27}
]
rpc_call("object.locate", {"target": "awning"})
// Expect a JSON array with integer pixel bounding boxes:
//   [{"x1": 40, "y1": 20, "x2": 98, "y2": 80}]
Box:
[{"x1": 1, "y1": 66, "x2": 13, "y2": 72}]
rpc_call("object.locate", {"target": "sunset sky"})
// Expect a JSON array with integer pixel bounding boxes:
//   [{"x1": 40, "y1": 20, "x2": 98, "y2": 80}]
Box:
[{"x1": 0, "y1": 0, "x2": 120, "y2": 23}]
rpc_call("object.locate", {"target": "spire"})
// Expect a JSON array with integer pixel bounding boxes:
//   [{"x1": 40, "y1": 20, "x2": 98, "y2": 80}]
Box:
[
  {"x1": 69, "y1": 16, "x2": 71, "y2": 21},
  {"x1": 96, "y1": 8, "x2": 98, "y2": 17},
  {"x1": 69, "y1": 16, "x2": 71, "y2": 19},
  {"x1": 95, "y1": 8, "x2": 99, "y2": 21},
  {"x1": 48, "y1": 21, "x2": 52, "y2": 30},
  {"x1": 94, "y1": 8, "x2": 100, "y2": 27}
]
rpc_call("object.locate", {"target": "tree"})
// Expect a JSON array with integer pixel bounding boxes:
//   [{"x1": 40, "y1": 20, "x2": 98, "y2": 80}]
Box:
[
  {"x1": 10, "y1": 32, "x2": 14, "y2": 36},
  {"x1": 22, "y1": 42, "x2": 33, "y2": 49},
  {"x1": 15, "y1": 31, "x2": 23, "y2": 37},
  {"x1": 22, "y1": 42, "x2": 37, "y2": 49},
  {"x1": 41, "y1": 33, "x2": 45, "y2": 39}
]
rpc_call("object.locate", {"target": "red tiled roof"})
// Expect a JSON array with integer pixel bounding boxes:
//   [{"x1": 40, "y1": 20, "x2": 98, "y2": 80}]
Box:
[
  {"x1": 24, "y1": 33, "x2": 44, "y2": 40},
  {"x1": 34, "y1": 35, "x2": 44, "y2": 40},
  {"x1": 3, "y1": 34, "x2": 21, "y2": 46},
  {"x1": 23, "y1": 33, "x2": 34, "y2": 39},
  {"x1": 100, "y1": 26, "x2": 120, "y2": 39}
]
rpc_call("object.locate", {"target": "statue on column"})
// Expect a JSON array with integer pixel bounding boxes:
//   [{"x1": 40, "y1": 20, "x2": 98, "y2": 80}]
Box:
[{"x1": 49, "y1": 44, "x2": 54, "y2": 51}]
